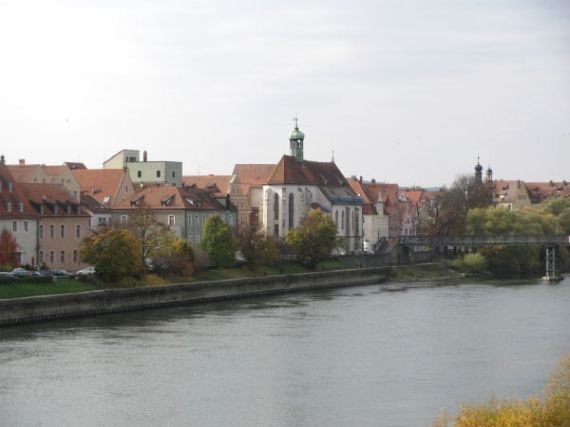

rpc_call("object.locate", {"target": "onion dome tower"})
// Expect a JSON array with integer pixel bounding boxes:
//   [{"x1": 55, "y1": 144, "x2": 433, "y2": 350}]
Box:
[
  {"x1": 289, "y1": 117, "x2": 305, "y2": 164},
  {"x1": 474, "y1": 157, "x2": 483, "y2": 183},
  {"x1": 486, "y1": 165, "x2": 493, "y2": 182}
]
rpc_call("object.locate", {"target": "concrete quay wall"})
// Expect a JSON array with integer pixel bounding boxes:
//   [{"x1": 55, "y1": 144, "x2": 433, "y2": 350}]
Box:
[{"x1": 0, "y1": 268, "x2": 388, "y2": 327}]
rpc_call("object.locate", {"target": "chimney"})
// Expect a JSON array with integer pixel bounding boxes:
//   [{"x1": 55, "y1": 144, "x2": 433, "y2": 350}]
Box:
[
  {"x1": 0, "y1": 155, "x2": 5, "y2": 165},
  {"x1": 143, "y1": 151, "x2": 148, "y2": 162},
  {"x1": 19, "y1": 159, "x2": 25, "y2": 165},
  {"x1": 226, "y1": 193, "x2": 231, "y2": 209},
  {"x1": 371, "y1": 178, "x2": 376, "y2": 184},
  {"x1": 359, "y1": 176, "x2": 363, "y2": 183},
  {"x1": 351, "y1": 175, "x2": 357, "y2": 180}
]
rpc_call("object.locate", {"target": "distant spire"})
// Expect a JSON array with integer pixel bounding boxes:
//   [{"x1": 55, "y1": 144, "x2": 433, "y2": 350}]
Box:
[{"x1": 331, "y1": 150, "x2": 335, "y2": 162}]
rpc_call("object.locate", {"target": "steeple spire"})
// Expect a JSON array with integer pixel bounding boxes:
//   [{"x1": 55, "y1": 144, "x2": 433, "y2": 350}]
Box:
[{"x1": 289, "y1": 116, "x2": 305, "y2": 163}]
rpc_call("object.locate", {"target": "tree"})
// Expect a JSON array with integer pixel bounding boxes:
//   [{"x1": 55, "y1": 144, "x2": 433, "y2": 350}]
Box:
[
  {"x1": 0, "y1": 229, "x2": 18, "y2": 270},
  {"x1": 286, "y1": 210, "x2": 337, "y2": 268},
  {"x1": 238, "y1": 228, "x2": 278, "y2": 270},
  {"x1": 153, "y1": 237, "x2": 195, "y2": 276},
  {"x1": 200, "y1": 215, "x2": 238, "y2": 267},
  {"x1": 437, "y1": 175, "x2": 493, "y2": 236},
  {"x1": 125, "y1": 204, "x2": 170, "y2": 267},
  {"x1": 80, "y1": 228, "x2": 142, "y2": 282}
]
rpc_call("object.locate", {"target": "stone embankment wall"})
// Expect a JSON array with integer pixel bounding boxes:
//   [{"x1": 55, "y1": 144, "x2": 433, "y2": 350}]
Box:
[{"x1": 0, "y1": 268, "x2": 388, "y2": 327}]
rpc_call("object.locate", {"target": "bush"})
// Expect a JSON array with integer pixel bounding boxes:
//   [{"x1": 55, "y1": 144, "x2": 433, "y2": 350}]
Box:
[
  {"x1": 238, "y1": 229, "x2": 278, "y2": 270},
  {"x1": 432, "y1": 354, "x2": 570, "y2": 427},
  {"x1": 450, "y1": 253, "x2": 488, "y2": 274}
]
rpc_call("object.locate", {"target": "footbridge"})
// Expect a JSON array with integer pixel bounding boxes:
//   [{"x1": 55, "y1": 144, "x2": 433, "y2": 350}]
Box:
[{"x1": 399, "y1": 235, "x2": 570, "y2": 280}]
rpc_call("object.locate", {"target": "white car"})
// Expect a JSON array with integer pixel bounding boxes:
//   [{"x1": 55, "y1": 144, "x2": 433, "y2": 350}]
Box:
[{"x1": 76, "y1": 266, "x2": 96, "y2": 276}]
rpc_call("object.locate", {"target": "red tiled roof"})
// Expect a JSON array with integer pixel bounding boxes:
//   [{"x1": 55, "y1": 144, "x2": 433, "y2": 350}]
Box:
[
  {"x1": 19, "y1": 183, "x2": 86, "y2": 217},
  {"x1": 525, "y1": 181, "x2": 570, "y2": 203},
  {"x1": 0, "y1": 165, "x2": 37, "y2": 217},
  {"x1": 182, "y1": 175, "x2": 231, "y2": 195},
  {"x1": 347, "y1": 177, "x2": 376, "y2": 214},
  {"x1": 72, "y1": 169, "x2": 126, "y2": 205},
  {"x1": 114, "y1": 185, "x2": 231, "y2": 211},
  {"x1": 401, "y1": 190, "x2": 423, "y2": 206},
  {"x1": 268, "y1": 155, "x2": 348, "y2": 187}
]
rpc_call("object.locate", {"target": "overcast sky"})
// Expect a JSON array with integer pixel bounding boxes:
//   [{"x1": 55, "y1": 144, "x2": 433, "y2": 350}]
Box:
[{"x1": 1, "y1": 0, "x2": 569, "y2": 187}]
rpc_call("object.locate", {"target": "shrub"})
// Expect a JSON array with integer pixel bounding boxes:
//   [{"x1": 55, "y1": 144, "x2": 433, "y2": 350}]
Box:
[
  {"x1": 286, "y1": 210, "x2": 337, "y2": 268},
  {"x1": 451, "y1": 253, "x2": 488, "y2": 274},
  {"x1": 200, "y1": 215, "x2": 238, "y2": 267}
]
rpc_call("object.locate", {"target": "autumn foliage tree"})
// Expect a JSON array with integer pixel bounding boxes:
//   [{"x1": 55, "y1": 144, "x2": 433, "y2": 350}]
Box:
[
  {"x1": 0, "y1": 229, "x2": 19, "y2": 270},
  {"x1": 200, "y1": 215, "x2": 238, "y2": 267},
  {"x1": 238, "y1": 228, "x2": 278, "y2": 270},
  {"x1": 286, "y1": 210, "x2": 337, "y2": 268},
  {"x1": 80, "y1": 228, "x2": 142, "y2": 282}
]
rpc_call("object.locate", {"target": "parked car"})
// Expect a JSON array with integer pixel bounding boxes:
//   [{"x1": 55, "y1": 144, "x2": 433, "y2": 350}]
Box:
[
  {"x1": 0, "y1": 272, "x2": 14, "y2": 279},
  {"x1": 51, "y1": 269, "x2": 72, "y2": 277},
  {"x1": 35, "y1": 269, "x2": 54, "y2": 278},
  {"x1": 76, "y1": 266, "x2": 96, "y2": 276},
  {"x1": 11, "y1": 268, "x2": 34, "y2": 278}
]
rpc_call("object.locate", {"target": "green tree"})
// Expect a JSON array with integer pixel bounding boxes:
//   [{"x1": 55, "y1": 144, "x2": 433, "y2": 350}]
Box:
[
  {"x1": 0, "y1": 229, "x2": 19, "y2": 271},
  {"x1": 286, "y1": 210, "x2": 337, "y2": 268},
  {"x1": 200, "y1": 215, "x2": 237, "y2": 267},
  {"x1": 238, "y1": 228, "x2": 278, "y2": 270},
  {"x1": 80, "y1": 228, "x2": 142, "y2": 282}
]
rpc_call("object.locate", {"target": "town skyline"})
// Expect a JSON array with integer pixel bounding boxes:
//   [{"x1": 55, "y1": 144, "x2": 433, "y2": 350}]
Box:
[{"x1": 1, "y1": 1, "x2": 569, "y2": 187}]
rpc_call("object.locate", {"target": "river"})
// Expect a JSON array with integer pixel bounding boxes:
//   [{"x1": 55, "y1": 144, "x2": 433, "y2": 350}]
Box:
[{"x1": 1, "y1": 277, "x2": 569, "y2": 427}]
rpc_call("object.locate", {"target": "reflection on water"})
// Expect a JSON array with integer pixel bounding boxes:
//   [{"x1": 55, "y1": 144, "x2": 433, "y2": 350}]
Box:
[{"x1": 1, "y1": 279, "x2": 569, "y2": 427}]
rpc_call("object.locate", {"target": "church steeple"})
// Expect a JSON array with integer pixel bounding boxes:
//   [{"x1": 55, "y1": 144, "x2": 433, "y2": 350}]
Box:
[
  {"x1": 474, "y1": 156, "x2": 483, "y2": 183},
  {"x1": 289, "y1": 117, "x2": 305, "y2": 163}
]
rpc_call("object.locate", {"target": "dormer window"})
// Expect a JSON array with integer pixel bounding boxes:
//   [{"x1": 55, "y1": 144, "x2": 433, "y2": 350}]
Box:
[
  {"x1": 8, "y1": 182, "x2": 13, "y2": 193},
  {"x1": 19, "y1": 202, "x2": 24, "y2": 213},
  {"x1": 67, "y1": 204, "x2": 72, "y2": 214},
  {"x1": 40, "y1": 204, "x2": 45, "y2": 215},
  {"x1": 7, "y1": 201, "x2": 12, "y2": 212},
  {"x1": 54, "y1": 205, "x2": 59, "y2": 215}
]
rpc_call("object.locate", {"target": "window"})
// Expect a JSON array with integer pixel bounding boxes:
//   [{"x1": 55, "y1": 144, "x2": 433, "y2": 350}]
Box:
[
  {"x1": 54, "y1": 205, "x2": 59, "y2": 215},
  {"x1": 8, "y1": 182, "x2": 13, "y2": 192},
  {"x1": 288, "y1": 193, "x2": 294, "y2": 230},
  {"x1": 6, "y1": 201, "x2": 11, "y2": 212},
  {"x1": 19, "y1": 202, "x2": 24, "y2": 213},
  {"x1": 12, "y1": 221, "x2": 17, "y2": 232},
  {"x1": 273, "y1": 194, "x2": 279, "y2": 220},
  {"x1": 39, "y1": 251, "x2": 44, "y2": 264},
  {"x1": 60, "y1": 224, "x2": 65, "y2": 239},
  {"x1": 341, "y1": 211, "x2": 345, "y2": 230},
  {"x1": 168, "y1": 215, "x2": 175, "y2": 226},
  {"x1": 137, "y1": 170, "x2": 142, "y2": 178},
  {"x1": 188, "y1": 216, "x2": 192, "y2": 226},
  {"x1": 50, "y1": 224, "x2": 55, "y2": 239},
  {"x1": 73, "y1": 250, "x2": 78, "y2": 263},
  {"x1": 24, "y1": 221, "x2": 28, "y2": 232},
  {"x1": 39, "y1": 225, "x2": 44, "y2": 239},
  {"x1": 125, "y1": 185, "x2": 129, "y2": 193},
  {"x1": 60, "y1": 251, "x2": 65, "y2": 263},
  {"x1": 49, "y1": 251, "x2": 54, "y2": 264},
  {"x1": 76, "y1": 224, "x2": 81, "y2": 238},
  {"x1": 172, "y1": 171, "x2": 176, "y2": 178},
  {"x1": 98, "y1": 217, "x2": 106, "y2": 225},
  {"x1": 120, "y1": 215, "x2": 128, "y2": 225},
  {"x1": 40, "y1": 204, "x2": 45, "y2": 215},
  {"x1": 335, "y1": 210, "x2": 338, "y2": 226},
  {"x1": 156, "y1": 170, "x2": 161, "y2": 178}
]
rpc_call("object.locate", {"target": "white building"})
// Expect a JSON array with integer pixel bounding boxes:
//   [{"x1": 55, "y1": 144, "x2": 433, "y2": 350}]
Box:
[{"x1": 259, "y1": 122, "x2": 363, "y2": 252}]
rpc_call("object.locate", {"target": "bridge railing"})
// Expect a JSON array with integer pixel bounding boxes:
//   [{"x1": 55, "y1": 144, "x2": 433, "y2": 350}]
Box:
[{"x1": 399, "y1": 235, "x2": 570, "y2": 248}]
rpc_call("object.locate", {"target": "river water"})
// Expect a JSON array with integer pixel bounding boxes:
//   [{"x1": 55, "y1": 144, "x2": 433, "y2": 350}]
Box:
[{"x1": 1, "y1": 278, "x2": 569, "y2": 427}]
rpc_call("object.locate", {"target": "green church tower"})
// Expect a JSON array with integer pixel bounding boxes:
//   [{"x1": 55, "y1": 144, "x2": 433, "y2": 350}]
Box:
[{"x1": 289, "y1": 118, "x2": 305, "y2": 163}]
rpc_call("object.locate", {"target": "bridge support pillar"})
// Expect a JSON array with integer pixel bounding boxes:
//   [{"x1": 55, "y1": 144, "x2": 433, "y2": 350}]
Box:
[{"x1": 544, "y1": 246, "x2": 559, "y2": 282}]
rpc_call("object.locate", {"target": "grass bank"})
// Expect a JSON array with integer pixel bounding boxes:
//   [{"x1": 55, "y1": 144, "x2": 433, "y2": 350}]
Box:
[{"x1": 0, "y1": 279, "x2": 99, "y2": 299}]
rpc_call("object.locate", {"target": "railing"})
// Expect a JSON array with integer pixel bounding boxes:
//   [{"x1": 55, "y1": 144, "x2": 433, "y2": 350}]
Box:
[{"x1": 399, "y1": 235, "x2": 570, "y2": 248}]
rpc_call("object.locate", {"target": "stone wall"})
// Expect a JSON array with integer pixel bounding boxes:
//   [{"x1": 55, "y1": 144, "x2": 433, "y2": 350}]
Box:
[{"x1": 0, "y1": 268, "x2": 388, "y2": 327}]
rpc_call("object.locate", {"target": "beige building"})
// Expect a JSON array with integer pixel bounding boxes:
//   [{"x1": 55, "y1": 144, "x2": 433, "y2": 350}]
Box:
[
  {"x1": 19, "y1": 183, "x2": 90, "y2": 271},
  {"x1": 7, "y1": 161, "x2": 81, "y2": 202},
  {"x1": 493, "y1": 180, "x2": 531, "y2": 210},
  {"x1": 104, "y1": 149, "x2": 182, "y2": 187}
]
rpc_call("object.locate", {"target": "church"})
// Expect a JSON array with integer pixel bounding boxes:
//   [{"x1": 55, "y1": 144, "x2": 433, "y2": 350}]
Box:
[{"x1": 259, "y1": 121, "x2": 363, "y2": 252}]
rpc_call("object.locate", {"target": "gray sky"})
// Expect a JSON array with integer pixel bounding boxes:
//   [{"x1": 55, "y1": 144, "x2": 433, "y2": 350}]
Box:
[{"x1": 1, "y1": 0, "x2": 569, "y2": 187}]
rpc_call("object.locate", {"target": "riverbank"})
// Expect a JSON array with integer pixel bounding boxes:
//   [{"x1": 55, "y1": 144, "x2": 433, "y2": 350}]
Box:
[{"x1": 0, "y1": 263, "x2": 465, "y2": 327}]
